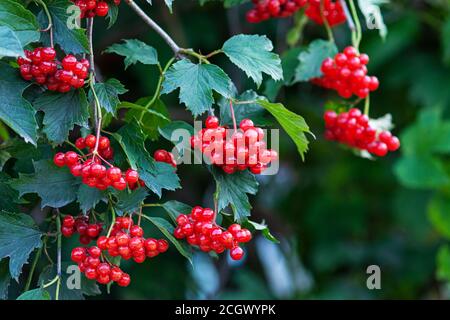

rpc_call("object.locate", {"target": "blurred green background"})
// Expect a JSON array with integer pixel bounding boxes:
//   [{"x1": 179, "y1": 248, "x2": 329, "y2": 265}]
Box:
[{"x1": 9, "y1": 0, "x2": 450, "y2": 299}]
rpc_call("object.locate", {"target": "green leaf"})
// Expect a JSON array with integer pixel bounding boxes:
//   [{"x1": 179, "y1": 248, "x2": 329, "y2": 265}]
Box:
[
  {"x1": 211, "y1": 168, "x2": 259, "y2": 223},
  {"x1": 256, "y1": 100, "x2": 311, "y2": 160},
  {"x1": 247, "y1": 220, "x2": 279, "y2": 244},
  {"x1": 143, "y1": 215, "x2": 192, "y2": 264},
  {"x1": 17, "y1": 288, "x2": 50, "y2": 300},
  {"x1": 0, "y1": 62, "x2": 37, "y2": 145},
  {"x1": 161, "y1": 200, "x2": 192, "y2": 222},
  {"x1": 105, "y1": 39, "x2": 158, "y2": 69},
  {"x1": 161, "y1": 59, "x2": 232, "y2": 117},
  {"x1": 394, "y1": 155, "x2": 450, "y2": 189},
  {"x1": 294, "y1": 39, "x2": 338, "y2": 82},
  {"x1": 93, "y1": 79, "x2": 127, "y2": 115},
  {"x1": 0, "y1": 259, "x2": 11, "y2": 300},
  {"x1": 123, "y1": 98, "x2": 170, "y2": 140},
  {"x1": 77, "y1": 185, "x2": 107, "y2": 214},
  {"x1": 11, "y1": 160, "x2": 79, "y2": 208},
  {"x1": 33, "y1": 90, "x2": 89, "y2": 145},
  {"x1": 357, "y1": 0, "x2": 388, "y2": 40},
  {"x1": 0, "y1": 211, "x2": 43, "y2": 280},
  {"x1": 0, "y1": 26, "x2": 24, "y2": 58},
  {"x1": 437, "y1": 245, "x2": 450, "y2": 282},
  {"x1": 0, "y1": 173, "x2": 20, "y2": 212},
  {"x1": 113, "y1": 123, "x2": 180, "y2": 197},
  {"x1": 113, "y1": 188, "x2": 149, "y2": 216},
  {"x1": 222, "y1": 34, "x2": 283, "y2": 87},
  {"x1": 428, "y1": 194, "x2": 450, "y2": 239},
  {"x1": 219, "y1": 90, "x2": 272, "y2": 127},
  {"x1": 106, "y1": 1, "x2": 119, "y2": 29},
  {"x1": 38, "y1": 0, "x2": 89, "y2": 54},
  {"x1": 0, "y1": 0, "x2": 40, "y2": 46}
]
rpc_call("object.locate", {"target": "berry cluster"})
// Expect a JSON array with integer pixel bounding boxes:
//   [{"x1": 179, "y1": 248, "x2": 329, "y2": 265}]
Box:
[
  {"x1": 312, "y1": 46, "x2": 379, "y2": 99},
  {"x1": 53, "y1": 135, "x2": 141, "y2": 191},
  {"x1": 190, "y1": 116, "x2": 278, "y2": 175},
  {"x1": 96, "y1": 217, "x2": 169, "y2": 263},
  {"x1": 18, "y1": 48, "x2": 89, "y2": 93},
  {"x1": 246, "y1": 0, "x2": 345, "y2": 26},
  {"x1": 305, "y1": 0, "x2": 346, "y2": 26},
  {"x1": 154, "y1": 149, "x2": 177, "y2": 168},
  {"x1": 71, "y1": 246, "x2": 131, "y2": 287},
  {"x1": 246, "y1": 0, "x2": 308, "y2": 23},
  {"x1": 324, "y1": 108, "x2": 401, "y2": 157},
  {"x1": 75, "y1": 135, "x2": 114, "y2": 160},
  {"x1": 61, "y1": 215, "x2": 103, "y2": 245},
  {"x1": 71, "y1": 0, "x2": 120, "y2": 18},
  {"x1": 174, "y1": 206, "x2": 252, "y2": 260}
]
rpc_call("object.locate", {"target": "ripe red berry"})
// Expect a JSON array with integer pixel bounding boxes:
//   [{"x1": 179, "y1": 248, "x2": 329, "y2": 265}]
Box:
[
  {"x1": 53, "y1": 152, "x2": 66, "y2": 167},
  {"x1": 125, "y1": 169, "x2": 139, "y2": 184},
  {"x1": 85, "y1": 135, "x2": 96, "y2": 148},
  {"x1": 71, "y1": 247, "x2": 86, "y2": 263},
  {"x1": 230, "y1": 246, "x2": 244, "y2": 260}
]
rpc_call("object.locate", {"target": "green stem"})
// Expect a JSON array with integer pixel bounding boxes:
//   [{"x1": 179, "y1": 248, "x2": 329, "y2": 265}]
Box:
[
  {"x1": 106, "y1": 196, "x2": 116, "y2": 237},
  {"x1": 204, "y1": 49, "x2": 223, "y2": 59},
  {"x1": 138, "y1": 57, "x2": 175, "y2": 122},
  {"x1": 179, "y1": 49, "x2": 211, "y2": 64},
  {"x1": 24, "y1": 238, "x2": 46, "y2": 292},
  {"x1": 55, "y1": 213, "x2": 62, "y2": 301},
  {"x1": 364, "y1": 95, "x2": 370, "y2": 116},
  {"x1": 65, "y1": 140, "x2": 85, "y2": 155},
  {"x1": 347, "y1": 0, "x2": 362, "y2": 50},
  {"x1": 321, "y1": 0, "x2": 335, "y2": 43},
  {"x1": 142, "y1": 203, "x2": 162, "y2": 208},
  {"x1": 34, "y1": 0, "x2": 53, "y2": 47},
  {"x1": 42, "y1": 275, "x2": 59, "y2": 289},
  {"x1": 55, "y1": 278, "x2": 61, "y2": 301}
]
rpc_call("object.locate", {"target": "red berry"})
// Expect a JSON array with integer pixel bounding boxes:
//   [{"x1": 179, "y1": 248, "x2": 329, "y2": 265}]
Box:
[
  {"x1": 125, "y1": 170, "x2": 139, "y2": 184},
  {"x1": 71, "y1": 247, "x2": 86, "y2": 263},
  {"x1": 230, "y1": 246, "x2": 244, "y2": 260},
  {"x1": 84, "y1": 134, "x2": 96, "y2": 148},
  {"x1": 53, "y1": 152, "x2": 66, "y2": 167}
]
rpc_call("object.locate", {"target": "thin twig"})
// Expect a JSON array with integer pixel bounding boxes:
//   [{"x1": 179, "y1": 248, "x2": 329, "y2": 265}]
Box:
[
  {"x1": 35, "y1": 0, "x2": 54, "y2": 47},
  {"x1": 124, "y1": 0, "x2": 181, "y2": 55},
  {"x1": 320, "y1": 0, "x2": 335, "y2": 42}
]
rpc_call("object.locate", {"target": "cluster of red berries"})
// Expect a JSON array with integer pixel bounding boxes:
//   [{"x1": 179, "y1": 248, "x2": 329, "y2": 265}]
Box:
[
  {"x1": 324, "y1": 108, "x2": 401, "y2": 157},
  {"x1": 246, "y1": 0, "x2": 345, "y2": 26},
  {"x1": 246, "y1": 0, "x2": 307, "y2": 23},
  {"x1": 96, "y1": 216, "x2": 169, "y2": 263},
  {"x1": 190, "y1": 117, "x2": 278, "y2": 175},
  {"x1": 18, "y1": 48, "x2": 89, "y2": 93},
  {"x1": 53, "y1": 135, "x2": 141, "y2": 191},
  {"x1": 174, "y1": 206, "x2": 252, "y2": 260},
  {"x1": 71, "y1": 246, "x2": 131, "y2": 286},
  {"x1": 61, "y1": 215, "x2": 103, "y2": 245},
  {"x1": 71, "y1": 0, "x2": 120, "y2": 18},
  {"x1": 75, "y1": 134, "x2": 114, "y2": 160},
  {"x1": 154, "y1": 150, "x2": 177, "y2": 168},
  {"x1": 312, "y1": 46, "x2": 379, "y2": 99},
  {"x1": 304, "y1": 0, "x2": 346, "y2": 26}
]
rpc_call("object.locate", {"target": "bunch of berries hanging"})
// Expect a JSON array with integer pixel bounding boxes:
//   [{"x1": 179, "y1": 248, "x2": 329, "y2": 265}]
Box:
[
  {"x1": 190, "y1": 116, "x2": 278, "y2": 175},
  {"x1": 312, "y1": 46, "x2": 379, "y2": 99},
  {"x1": 61, "y1": 215, "x2": 103, "y2": 245},
  {"x1": 174, "y1": 206, "x2": 252, "y2": 260},
  {"x1": 53, "y1": 135, "x2": 141, "y2": 191},
  {"x1": 70, "y1": 216, "x2": 169, "y2": 287},
  {"x1": 71, "y1": 0, "x2": 121, "y2": 18},
  {"x1": 18, "y1": 48, "x2": 89, "y2": 93},
  {"x1": 246, "y1": 0, "x2": 345, "y2": 26},
  {"x1": 246, "y1": 0, "x2": 308, "y2": 23},
  {"x1": 304, "y1": 0, "x2": 346, "y2": 26},
  {"x1": 324, "y1": 108, "x2": 400, "y2": 157}
]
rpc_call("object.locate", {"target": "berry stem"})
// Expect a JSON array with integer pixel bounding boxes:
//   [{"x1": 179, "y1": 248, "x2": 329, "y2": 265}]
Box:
[
  {"x1": 24, "y1": 237, "x2": 46, "y2": 292},
  {"x1": 106, "y1": 198, "x2": 117, "y2": 238},
  {"x1": 364, "y1": 94, "x2": 370, "y2": 116},
  {"x1": 34, "y1": 0, "x2": 54, "y2": 47},
  {"x1": 320, "y1": 0, "x2": 335, "y2": 43},
  {"x1": 65, "y1": 140, "x2": 85, "y2": 156},
  {"x1": 229, "y1": 99, "x2": 238, "y2": 133},
  {"x1": 140, "y1": 57, "x2": 176, "y2": 122},
  {"x1": 87, "y1": 18, "x2": 96, "y2": 79},
  {"x1": 179, "y1": 49, "x2": 211, "y2": 64},
  {"x1": 347, "y1": 0, "x2": 362, "y2": 50},
  {"x1": 124, "y1": 0, "x2": 181, "y2": 55}
]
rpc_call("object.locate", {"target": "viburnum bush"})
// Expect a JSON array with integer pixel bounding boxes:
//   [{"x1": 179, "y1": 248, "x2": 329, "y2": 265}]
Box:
[{"x1": 0, "y1": 0, "x2": 398, "y2": 300}]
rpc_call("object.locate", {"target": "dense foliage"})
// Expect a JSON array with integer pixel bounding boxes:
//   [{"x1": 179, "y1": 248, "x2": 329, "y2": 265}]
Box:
[{"x1": 0, "y1": 0, "x2": 449, "y2": 300}]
